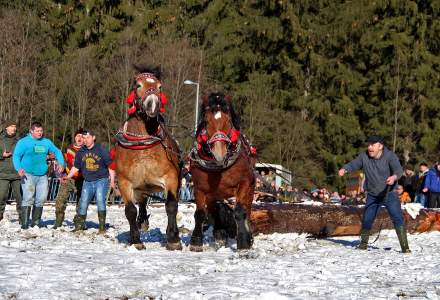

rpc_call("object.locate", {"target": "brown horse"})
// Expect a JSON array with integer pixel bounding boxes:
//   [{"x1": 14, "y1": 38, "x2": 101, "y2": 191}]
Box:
[
  {"x1": 115, "y1": 65, "x2": 182, "y2": 250},
  {"x1": 189, "y1": 92, "x2": 256, "y2": 251}
]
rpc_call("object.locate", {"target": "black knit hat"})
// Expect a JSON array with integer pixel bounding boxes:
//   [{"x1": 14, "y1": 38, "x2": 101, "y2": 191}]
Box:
[
  {"x1": 366, "y1": 135, "x2": 384, "y2": 144},
  {"x1": 3, "y1": 119, "x2": 16, "y2": 129},
  {"x1": 73, "y1": 128, "x2": 84, "y2": 137},
  {"x1": 82, "y1": 129, "x2": 95, "y2": 136}
]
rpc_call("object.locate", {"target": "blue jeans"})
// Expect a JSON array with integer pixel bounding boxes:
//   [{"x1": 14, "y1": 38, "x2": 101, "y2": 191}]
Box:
[
  {"x1": 362, "y1": 191, "x2": 404, "y2": 231},
  {"x1": 21, "y1": 173, "x2": 48, "y2": 207},
  {"x1": 415, "y1": 193, "x2": 428, "y2": 208},
  {"x1": 179, "y1": 186, "x2": 192, "y2": 201},
  {"x1": 78, "y1": 178, "x2": 109, "y2": 215}
]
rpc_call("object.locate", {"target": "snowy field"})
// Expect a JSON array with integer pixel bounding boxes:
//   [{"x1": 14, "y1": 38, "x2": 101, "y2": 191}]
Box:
[{"x1": 1, "y1": 203, "x2": 440, "y2": 300}]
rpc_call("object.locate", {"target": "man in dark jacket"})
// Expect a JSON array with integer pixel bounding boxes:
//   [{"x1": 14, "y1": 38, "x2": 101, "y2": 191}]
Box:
[
  {"x1": 338, "y1": 135, "x2": 410, "y2": 253},
  {"x1": 0, "y1": 120, "x2": 22, "y2": 223}
]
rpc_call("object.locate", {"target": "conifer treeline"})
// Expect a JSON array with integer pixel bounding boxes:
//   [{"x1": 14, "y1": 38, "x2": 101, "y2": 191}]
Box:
[{"x1": 0, "y1": 0, "x2": 439, "y2": 189}]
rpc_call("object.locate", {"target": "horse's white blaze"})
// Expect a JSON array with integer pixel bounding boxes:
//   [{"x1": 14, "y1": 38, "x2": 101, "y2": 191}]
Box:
[
  {"x1": 146, "y1": 78, "x2": 155, "y2": 83},
  {"x1": 214, "y1": 111, "x2": 222, "y2": 119},
  {"x1": 151, "y1": 98, "x2": 156, "y2": 112},
  {"x1": 144, "y1": 94, "x2": 158, "y2": 113}
]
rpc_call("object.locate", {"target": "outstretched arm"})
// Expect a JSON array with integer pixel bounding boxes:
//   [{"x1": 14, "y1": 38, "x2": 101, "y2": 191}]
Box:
[{"x1": 339, "y1": 153, "x2": 364, "y2": 176}]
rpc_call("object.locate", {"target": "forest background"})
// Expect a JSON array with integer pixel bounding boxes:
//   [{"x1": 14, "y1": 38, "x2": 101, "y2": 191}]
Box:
[{"x1": 0, "y1": 0, "x2": 439, "y2": 190}]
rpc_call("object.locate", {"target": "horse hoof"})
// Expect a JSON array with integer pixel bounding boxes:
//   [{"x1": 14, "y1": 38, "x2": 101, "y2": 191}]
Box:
[
  {"x1": 189, "y1": 244, "x2": 203, "y2": 252},
  {"x1": 166, "y1": 242, "x2": 182, "y2": 251},
  {"x1": 132, "y1": 243, "x2": 146, "y2": 250}
]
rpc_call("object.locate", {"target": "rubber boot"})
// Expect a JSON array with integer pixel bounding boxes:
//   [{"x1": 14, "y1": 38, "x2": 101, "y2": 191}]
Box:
[
  {"x1": 73, "y1": 214, "x2": 87, "y2": 232},
  {"x1": 21, "y1": 206, "x2": 31, "y2": 229},
  {"x1": 16, "y1": 201, "x2": 22, "y2": 225},
  {"x1": 53, "y1": 213, "x2": 64, "y2": 229},
  {"x1": 395, "y1": 225, "x2": 411, "y2": 253},
  {"x1": 98, "y1": 211, "x2": 106, "y2": 234},
  {"x1": 31, "y1": 206, "x2": 43, "y2": 227},
  {"x1": 17, "y1": 209, "x2": 22, "y2": 225},
  {"x1": 358, "y1": 229, "x2": 369, "y2": 250}
]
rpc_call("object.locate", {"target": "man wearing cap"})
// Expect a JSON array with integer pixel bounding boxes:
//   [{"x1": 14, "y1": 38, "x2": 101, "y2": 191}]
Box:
[
  {"x1": 63, "y1": 129, "x2": 115, "y2": 233},
  {"x1": 338, "y1": 135, "x2": 410, "y2": 253},
  {"x1": 13, "y1": 121, "x2": 65, "y2": 229},
  {"x1": 0, "y1": 120, "x2": 22, "y2": 222},
  {"x1": 53, "y1": 128, "x2": 84, "y2": 229}
]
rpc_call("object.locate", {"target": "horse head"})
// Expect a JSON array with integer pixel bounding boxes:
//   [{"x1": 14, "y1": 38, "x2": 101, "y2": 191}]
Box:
[
  {"x1": 132, "y1": 65, "x2": 162, "y2": 118},
  {"x1": 198, "y1": 92, "x2": 240, "y2": 163}
]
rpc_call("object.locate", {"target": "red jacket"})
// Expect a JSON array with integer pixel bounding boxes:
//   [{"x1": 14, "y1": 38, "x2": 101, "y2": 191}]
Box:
[
  {"x1": 108, "y1": 147, "x2": 116, "y2": 171},
  {"x1": 64, "y1": 144, "x2": 82, "y2": 180}
]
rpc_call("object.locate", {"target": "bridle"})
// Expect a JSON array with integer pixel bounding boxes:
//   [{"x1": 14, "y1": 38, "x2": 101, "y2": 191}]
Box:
[
  {"x1": 196, "y1": 107, "x2": 241, "y2": 159},
  {"x1": 126, "y1": 72, "x2": 167, "y2": 116}
]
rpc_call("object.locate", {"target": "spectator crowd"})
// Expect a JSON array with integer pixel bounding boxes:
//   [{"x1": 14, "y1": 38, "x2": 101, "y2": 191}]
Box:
[{"x1": 254, "y1": 162, "x2": 439, "y2": 209}]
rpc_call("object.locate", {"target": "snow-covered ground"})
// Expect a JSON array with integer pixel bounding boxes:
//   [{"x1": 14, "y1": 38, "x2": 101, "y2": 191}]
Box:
[{"x1": 1, "y1": 204, "x2": 440, "y2": 300}]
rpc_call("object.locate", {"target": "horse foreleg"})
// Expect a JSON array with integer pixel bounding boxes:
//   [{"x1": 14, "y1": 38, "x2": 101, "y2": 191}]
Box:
[
  {"x1": 234, "y1": 200, "x2": 253, "y2": 250},
  {"x1": 212, "y1": 201, "x2": 235, "y2": 248},
  {"x1": 190, "y1": 191, "x2": 207, "y2": 252},
  {"x1": 165, "y1": 191, "x2": 182, "y2": 251},
  {"x1": 137, "y1": 200, "x2": 149, "y2": 232},
  {"x1": 125, "y1": 201, "x2": 145, "y2": 250}
]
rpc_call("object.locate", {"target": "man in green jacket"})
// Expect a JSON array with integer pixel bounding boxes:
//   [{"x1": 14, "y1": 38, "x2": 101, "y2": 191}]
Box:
[{"x1": 0, "y1": 120, "x2": 22, "y2": 223}]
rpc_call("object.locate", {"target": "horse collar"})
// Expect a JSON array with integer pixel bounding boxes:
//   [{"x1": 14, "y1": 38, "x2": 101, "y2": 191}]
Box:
[{"x1": 115, "y1": 121, "x2": 163, "y2": 150}]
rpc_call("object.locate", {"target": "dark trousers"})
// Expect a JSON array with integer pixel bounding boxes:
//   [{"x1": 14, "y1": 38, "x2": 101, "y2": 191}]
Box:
[
  {"x1": 362, "y1": 191, "x2": 404, "y2": 231},
  {"x1": 0, "y1": 179, "x2": 22, "y2": 215},
  {"x1": 428, "y1": 192, "x2": 440, "y2": 209}
]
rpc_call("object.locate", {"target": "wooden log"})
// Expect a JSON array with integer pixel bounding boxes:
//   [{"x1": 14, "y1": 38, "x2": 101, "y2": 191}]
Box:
[{"x1": 250, "y1": 203, "x2": 440, "y2": 236}]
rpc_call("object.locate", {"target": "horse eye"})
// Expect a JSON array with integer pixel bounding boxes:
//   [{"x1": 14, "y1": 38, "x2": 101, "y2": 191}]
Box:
[{"x1": 136, "y1": 84, "x2": 141, "y2": 89}]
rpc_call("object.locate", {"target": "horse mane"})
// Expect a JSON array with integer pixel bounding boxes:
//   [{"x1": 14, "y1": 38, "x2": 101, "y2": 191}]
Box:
[
  {"x1": 197, "y1": 92, "x2": 240, "y2": 135},
  {"x1": 133, "y1": 64, "x2": 162, "y2": 80}
]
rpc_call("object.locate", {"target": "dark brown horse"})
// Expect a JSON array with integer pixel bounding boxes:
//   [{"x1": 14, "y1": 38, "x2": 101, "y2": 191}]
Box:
[
  {"x1": 189, "y1": 92, "x2": 256, "y2": 251},
  {"x1": 115, "y1": 65, "x2": 181, "y2": 250}
]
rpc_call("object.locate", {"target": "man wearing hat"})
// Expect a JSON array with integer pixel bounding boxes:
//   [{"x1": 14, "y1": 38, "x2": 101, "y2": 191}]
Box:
[
  {"x1": 0, "y1": 120, "x2": 22, "y2": 222},
  {"x1": 63, "y1": 129, "x2": 115, "y2": 233},
  {"x1": 338, "y1": 135, "x2": 410, "y2": 253}
]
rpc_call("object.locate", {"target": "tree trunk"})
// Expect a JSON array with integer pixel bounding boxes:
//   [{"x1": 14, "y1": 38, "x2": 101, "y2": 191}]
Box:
[{"x1": 250, "y1": 204, "x2": 440, "y2": 236}]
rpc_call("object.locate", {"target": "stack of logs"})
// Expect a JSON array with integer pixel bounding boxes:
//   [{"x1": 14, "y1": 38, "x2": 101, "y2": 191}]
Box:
[{"x1": 250, "y1": 204, "x2": 440, "y2": 236}]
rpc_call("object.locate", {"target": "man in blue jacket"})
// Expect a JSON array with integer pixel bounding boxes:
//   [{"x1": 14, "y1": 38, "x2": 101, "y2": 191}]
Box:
[
  {"x1": 338, "y1": 135, "x2": 410, "y2": 253},
  {"x1": 423, "y1": 163, "x2": 440, "y2": 208},
  {"x1": 12, "y1": 121, "x2": 65, "y2": 229}
]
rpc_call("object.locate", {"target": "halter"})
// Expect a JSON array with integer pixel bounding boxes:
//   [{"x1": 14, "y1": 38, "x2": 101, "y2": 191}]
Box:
[
  {"x1": 190, "y1": 96, "x2": 256, "y2": 169},
  {"x1": 125, "y1": 73, "x2": 167, "y2": 115},
  {"x1": 191, "y1": 118, "x2": 242, "y2": 169}
]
